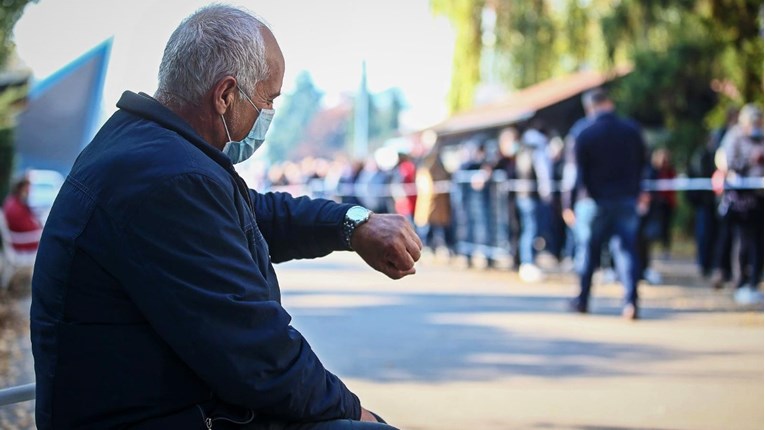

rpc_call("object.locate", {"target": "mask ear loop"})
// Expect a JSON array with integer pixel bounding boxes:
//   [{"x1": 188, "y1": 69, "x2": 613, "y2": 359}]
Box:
[{"x1": 220, "y1": 115, "x2": 233, "y2": 142}]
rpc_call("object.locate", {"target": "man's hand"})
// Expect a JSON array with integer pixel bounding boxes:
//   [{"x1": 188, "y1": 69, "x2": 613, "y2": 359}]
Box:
[{"x1": 351, "y1": 213, "x2": 422, "y2": 279}]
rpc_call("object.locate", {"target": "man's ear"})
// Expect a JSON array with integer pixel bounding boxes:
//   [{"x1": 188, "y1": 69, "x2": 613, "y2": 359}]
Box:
[{"x1": 212, "y1": 76, "x2": 238, "y2": 115}]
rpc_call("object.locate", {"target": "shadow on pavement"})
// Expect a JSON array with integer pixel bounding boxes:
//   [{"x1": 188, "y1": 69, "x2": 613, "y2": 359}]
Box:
[{"x1": 286, "y1": 291, "x2": 702, "y2": 383}]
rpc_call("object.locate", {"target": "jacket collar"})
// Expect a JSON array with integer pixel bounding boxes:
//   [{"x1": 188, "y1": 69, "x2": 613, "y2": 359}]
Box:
[
  {"x1": 116, "y1": 91, "x2": 234, "y2": 170},
  {"x1": 115, "y1": 90, "x2": 255, "y2": 210},
  {"x1": 595, "y1": 111, "x2": 617, "y2": 122}
]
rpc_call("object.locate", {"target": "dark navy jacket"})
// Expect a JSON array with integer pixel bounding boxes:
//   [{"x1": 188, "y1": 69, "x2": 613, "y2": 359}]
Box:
[
  {"x1": 30, "y1": 91, "x2": 358, "y2": 429},
  {"x1": 574, "y1": 112, "x2": 646, "y2": 202}
]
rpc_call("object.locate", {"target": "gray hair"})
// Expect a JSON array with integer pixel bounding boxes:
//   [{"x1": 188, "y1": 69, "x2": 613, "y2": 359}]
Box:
[
  {"x1": 156, "y1": 4, "x2": 270, "y2": 107},
  {"x1": 738, "y1": 103, "x2": 763, "y2": 127}
]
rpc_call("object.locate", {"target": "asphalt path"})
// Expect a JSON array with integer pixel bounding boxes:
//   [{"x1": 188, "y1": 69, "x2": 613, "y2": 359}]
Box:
[
  {"x1": 0, "y1": 252, "x2": 761, "y2": 430},
  {"x1": 278, "y1": 252, "x2": 763, "y2": 430}
]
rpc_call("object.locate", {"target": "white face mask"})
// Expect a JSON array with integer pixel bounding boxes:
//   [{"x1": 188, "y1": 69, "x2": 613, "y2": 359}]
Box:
[{"x1": 221, "y1": 87, "x2": 274, "y2": 164}]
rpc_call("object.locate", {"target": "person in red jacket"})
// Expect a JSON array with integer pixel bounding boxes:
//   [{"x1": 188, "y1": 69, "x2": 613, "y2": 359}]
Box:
[
  {"x1": 393, "y1": 152, "x2": 418, "y2": 223},
  {"x1": 2, "y1": 176, "x2": 42, "y2": 252}
]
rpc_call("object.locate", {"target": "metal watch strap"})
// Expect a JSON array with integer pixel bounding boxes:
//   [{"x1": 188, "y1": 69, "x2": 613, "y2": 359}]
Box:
[{"x1": 343, "y1": 206, "x2": 371, "y2": 250}]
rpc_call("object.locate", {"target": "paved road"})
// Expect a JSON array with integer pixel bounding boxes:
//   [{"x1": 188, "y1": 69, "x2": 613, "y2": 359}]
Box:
[
  {"x1": 278, "y1": 252, "x2": 763, "y2": 430},
  {"x1": 0, "y1": 253, "x2": 761, "y2": 430}
]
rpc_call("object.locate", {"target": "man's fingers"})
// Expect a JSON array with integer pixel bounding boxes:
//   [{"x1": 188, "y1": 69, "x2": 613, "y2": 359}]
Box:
[
  {"x1": 383, "y1": 263, "x2": 416, "y2": 280},
  {"x1": 387, "y1": 242, "x2": 415, "y2": 271},
  {"x1": 407, "y1": 225, "x2": 424, "y2": 250},
  {"x1": 404, "y1": 235, "x2": 422, "y2": 262}
]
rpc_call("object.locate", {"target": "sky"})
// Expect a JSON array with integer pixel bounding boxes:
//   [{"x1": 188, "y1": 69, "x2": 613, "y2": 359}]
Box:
[{"x1": 12, "y1": 0, "x2": 456, "y2": 131}]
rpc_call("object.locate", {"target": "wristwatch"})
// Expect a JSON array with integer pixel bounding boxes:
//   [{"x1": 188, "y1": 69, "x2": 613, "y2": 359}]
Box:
[{"x1": 343, "y1": 206, "x2": 372, "y2": 250}]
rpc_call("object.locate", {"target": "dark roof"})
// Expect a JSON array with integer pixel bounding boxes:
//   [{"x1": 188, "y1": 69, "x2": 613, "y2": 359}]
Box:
[{"x1": 431, "y1": 67, "x2": 631, "y2": 137}]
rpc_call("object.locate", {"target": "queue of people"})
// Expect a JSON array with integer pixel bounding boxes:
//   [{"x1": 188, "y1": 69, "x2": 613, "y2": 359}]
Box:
[{"x1": 241, "y1": 90, "x2": 764, "y2": 315}]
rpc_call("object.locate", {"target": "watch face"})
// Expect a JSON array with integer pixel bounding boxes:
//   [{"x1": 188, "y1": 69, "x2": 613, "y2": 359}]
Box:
[{"x1": 347, "y1": 206, "x2": 370, "y2": 222}]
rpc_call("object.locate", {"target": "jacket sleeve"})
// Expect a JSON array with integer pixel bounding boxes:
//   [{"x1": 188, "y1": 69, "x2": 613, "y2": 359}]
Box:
[
  {"x1": 249, "y1": 190, "x2": 353, "y2": 263},
  {"x1": 117, "y1": 173, "x2": 361, "y2": 421},
  {"x1": 574, "y1": 134, "x2": 590, "y2": 195}
]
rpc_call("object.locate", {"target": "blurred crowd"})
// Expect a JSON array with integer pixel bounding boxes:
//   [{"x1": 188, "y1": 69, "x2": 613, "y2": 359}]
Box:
[
  {"x1": 2, "y1": 102, "x2": 762, "y2": 301},
  {"x1": 234, "y1": 102, "x2": 763, "y2": 301}
]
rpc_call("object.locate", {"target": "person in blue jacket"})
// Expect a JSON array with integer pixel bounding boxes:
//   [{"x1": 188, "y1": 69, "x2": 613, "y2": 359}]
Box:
[
  {"x1": 30, "y1": 5, "x2": 421, "y2": 429},
  {"x1": 570, "y1": 88, "x2": 646, "y2": 320}
]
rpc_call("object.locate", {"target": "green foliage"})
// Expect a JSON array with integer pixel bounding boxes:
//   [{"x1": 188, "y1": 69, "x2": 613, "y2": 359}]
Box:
[
  {"x1": 494, "y1": 0, "x2": 558, "y2": 89},
  {"x1": 0, "y1": 0, "x2": 35, "y2": 67},
  {"x1": 430, "y1": 0, "x2": 484, "y2": 113},
  {"x1": 562, "y1": 0, "x2": 590, "y2": 69},
  {"x1": 0, "y1": 0, "x2": 35, "y2": 199},
  {"x1": 706, "y1": 0, "x2": 764, "y2": 104},
  {"x1": 606, "y1": 1, "x2": 753, "y2": 166},
  {"x1": 266, "y1": 71, "x2": 323, "y2": 162},
  {"x1": 369, "y1": 88, "x2": 404, "y2": 144},
  {"x1": 432, "y1": 0, "x2": 763, "y2": 169},
  {"x1": 0, "y1": 126, "x2": 12, "y2": 199},
  {"x1": 347, "y1": 88, "x2": 407, "y2": 153}
]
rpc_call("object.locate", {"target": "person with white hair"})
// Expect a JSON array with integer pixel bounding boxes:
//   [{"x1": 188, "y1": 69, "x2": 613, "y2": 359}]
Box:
[
  {"x1": 716, "y1": 103, "x2": 764, "y2": 305},
  {"x1": 30, "y1": 5, "x2": 420, "y2": 429}
]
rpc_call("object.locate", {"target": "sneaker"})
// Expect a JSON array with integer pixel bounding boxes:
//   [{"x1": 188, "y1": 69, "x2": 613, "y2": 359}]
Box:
[
  {"x1": 568, "y1": 298, "x2": 588, "y2": 314},
  {"x1": 710, "y1": 271, "x2": 726, "y2": 290},
  {"x1": 643, "y1": 268, "x2": 662, "y2": 285},
  {"x1": 519, "y1": 263, "x2": 544, "y2": 283},
  {"x1": 734, "y1": 286, "x2": 764, "y2": 305},
  {"x1": 622, "y1": 303, "x2": 639, "y2": 320}
]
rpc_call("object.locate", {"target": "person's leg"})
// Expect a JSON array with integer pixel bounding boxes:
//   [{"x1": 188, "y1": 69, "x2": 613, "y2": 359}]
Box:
[
  {"x1": 507, "y1": 195, "x2": 521, "y2": 268},
  {"x1": 573, "y1": 199, "x2": 596, "y2": 275},
  {"x1": 516, "y1": 197, "x2": 537, "y2": 266},
  {"x1": 735, "y1": 199, "x2": 763, "y2": 289},
  {"x1": 694, "y1": 206, "x2": 713, "y2": 276},
  {"x1": 536, "y1": 199, "x2": 553, "y2": 254},
  {"x1": 613, "y1": 201, "x2": 641, "y2": 310},
  {"x1": 659, "y1": 201, "x2": 673, "y2": 257},
  {"x1": 732, "y1": 219, "x2": 751, "y2": 288},
  {"x1": 718, "y1": 214, "x2": 734, "y2": 282},
  {"x1": 575, "y1": 203, "x2": 609, "y2": 312},
  {"x1": 731, "y1": 206, "x2": 764, "y2": 305},
  {"x1": 755, "y1": 201, "x2": 765, "y2": 286},
  {"x1": 443, "y1": 223, "x2": 457, "y2": 257}
]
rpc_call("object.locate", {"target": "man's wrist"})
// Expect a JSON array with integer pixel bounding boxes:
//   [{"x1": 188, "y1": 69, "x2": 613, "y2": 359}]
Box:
[{"x1": 343, "y1": 206, "x2": 372, "y2": 250}]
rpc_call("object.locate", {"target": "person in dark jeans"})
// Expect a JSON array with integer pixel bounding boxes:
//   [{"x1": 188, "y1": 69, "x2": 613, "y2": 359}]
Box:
[
  {"x1": 716, "y1": 104, "x2": 764, "y2": 304},
  {"x1": 686, "y1": 133, "x2": 720, "y2": 277},
  {"x1": 570, "y1": 88, "x2": 646, "y2": 320}
]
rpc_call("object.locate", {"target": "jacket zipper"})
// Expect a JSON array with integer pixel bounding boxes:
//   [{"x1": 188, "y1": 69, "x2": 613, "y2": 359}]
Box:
[
  {"x1": 197, "y1": 404, "x2": 256, "y2": 429},
  {"x1": 211, "y1": 409, "x2": 256, "y2": 426}
]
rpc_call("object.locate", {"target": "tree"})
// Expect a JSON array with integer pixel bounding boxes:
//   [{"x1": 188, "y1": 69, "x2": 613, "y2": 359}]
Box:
[
  {"x1": 494, "y1": 0, "x2": 559, "y2": 89},
  {"x1": 266, "y1": 71, "x2": 323, "y2": 162},
  {"x1": 346, "y1": 87, "x2": 407, "y2": 154},
  {"x1": 0, "y1": 0, "x2": 36, "y2": 198},
  {"x1": 369, "y1": 88, "x2": 405, "y2": 144},
  {"x1": 430, "y1": 0, "x2": 484, "y2": 113},
  {"x1": 706, "y1": 0, "x2": 763, "y2": 104},
  {"x1": 600, "y1": 0, "x2": 762, "y2": 164},
  {"x1": 432, "y1": 0, "x2": 763, "y2": 164},
  {"x1": 0, "y1": 0, "x2": 34, "y2": 67}
]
